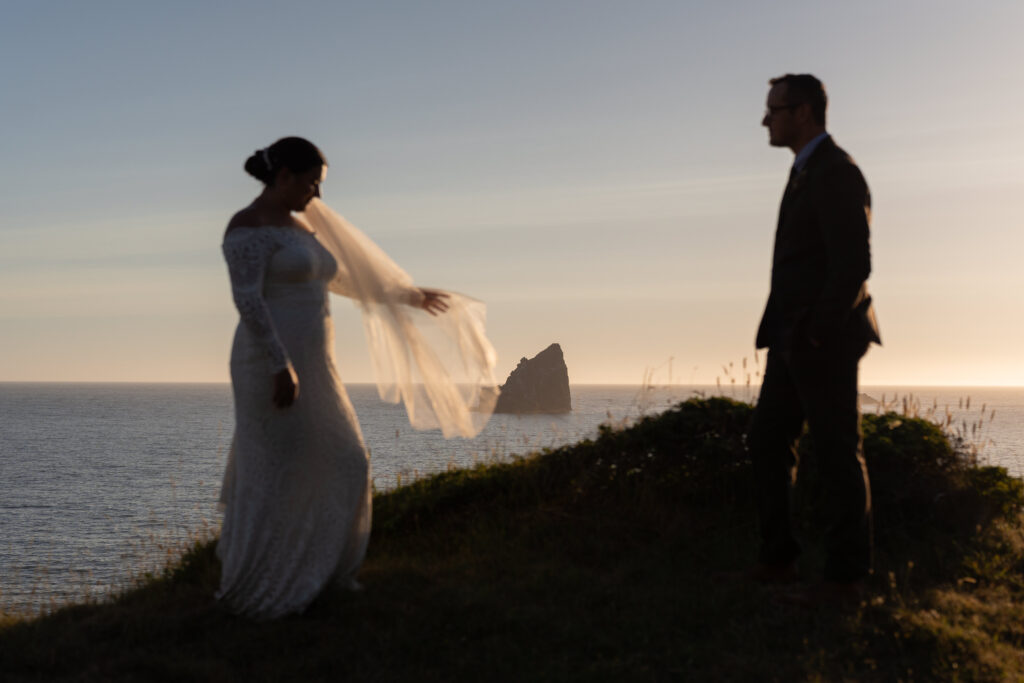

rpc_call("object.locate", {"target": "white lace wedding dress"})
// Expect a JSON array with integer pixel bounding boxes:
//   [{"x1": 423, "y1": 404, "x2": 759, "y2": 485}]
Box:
[
  {"x1": 218, "y1": 225, "x2": 371, "y2": 620},
  {"x1": 217, "y1": 200, "x2": 499, "y2": 620}
]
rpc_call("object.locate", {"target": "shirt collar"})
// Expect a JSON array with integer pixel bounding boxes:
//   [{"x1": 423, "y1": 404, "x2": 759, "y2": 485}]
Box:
[{"x1": 792, "y1": 132, "x2": 830, "y2": 173}]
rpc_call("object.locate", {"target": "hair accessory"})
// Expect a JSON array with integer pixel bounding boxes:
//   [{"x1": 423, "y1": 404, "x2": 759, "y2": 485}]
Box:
[{"x1": 261, "y1": 148, "x2": 273, "y2": 170}]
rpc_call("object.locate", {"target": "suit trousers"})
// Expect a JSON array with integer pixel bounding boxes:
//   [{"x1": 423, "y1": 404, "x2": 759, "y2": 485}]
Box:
[{"x1": 748, "y1": 337, "x2": 872, "y2": 582}]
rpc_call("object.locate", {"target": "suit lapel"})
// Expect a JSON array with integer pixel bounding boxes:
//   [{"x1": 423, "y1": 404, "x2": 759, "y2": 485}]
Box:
[
  {"x1": 778, "y1": 137, "x2": 835, "y2": 227},
  {"x1": 778, "y1": 168, "x2": 802, "y2": 228}
]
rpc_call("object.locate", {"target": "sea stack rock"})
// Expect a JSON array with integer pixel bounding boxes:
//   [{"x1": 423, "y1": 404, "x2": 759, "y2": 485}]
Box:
[{"x1": 494, "y1": 343, "x2": 572, "y2": 414}]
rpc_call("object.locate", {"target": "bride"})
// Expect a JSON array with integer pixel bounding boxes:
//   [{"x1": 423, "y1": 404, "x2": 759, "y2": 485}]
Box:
[{"x1": 218, "y1": 137, "x2": 497, "y2": 619}]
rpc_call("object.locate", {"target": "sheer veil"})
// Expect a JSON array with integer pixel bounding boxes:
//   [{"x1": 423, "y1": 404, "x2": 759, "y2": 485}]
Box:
[{"x1": 302, "y1": 198, "x2": 498, "y2": 438}]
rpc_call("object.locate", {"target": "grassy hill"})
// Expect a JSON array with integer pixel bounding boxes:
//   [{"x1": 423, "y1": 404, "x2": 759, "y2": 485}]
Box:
[{"x1": 2, "y1": 397, "x2": 1024, "y2": 681}]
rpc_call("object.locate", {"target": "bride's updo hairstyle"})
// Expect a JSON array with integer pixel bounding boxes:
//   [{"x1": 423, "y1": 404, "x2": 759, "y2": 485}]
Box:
[{"x1": 244, "y1": 137, "x2": 328, "y2": 185}]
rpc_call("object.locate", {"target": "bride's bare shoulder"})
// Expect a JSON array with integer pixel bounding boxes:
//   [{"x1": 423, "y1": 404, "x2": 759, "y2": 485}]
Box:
[{"x1": 225, "y1": 207, "x2": 266, "y2": 237}]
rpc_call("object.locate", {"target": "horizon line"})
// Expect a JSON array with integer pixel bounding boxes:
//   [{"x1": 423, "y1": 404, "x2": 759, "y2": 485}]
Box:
[{"x1": 3, "y1": 380, "x2": 1024, "y2": 389}]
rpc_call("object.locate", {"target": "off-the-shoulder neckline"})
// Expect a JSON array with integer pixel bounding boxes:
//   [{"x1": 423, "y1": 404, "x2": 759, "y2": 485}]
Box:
[{"x1": 224, "y1": 224, "x2": 317, "y2": 238}]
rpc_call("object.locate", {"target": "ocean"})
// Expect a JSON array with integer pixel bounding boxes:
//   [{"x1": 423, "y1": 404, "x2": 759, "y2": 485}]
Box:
[{"x1": 1, "y1": 382, "x2": 1022, "y2": 614}]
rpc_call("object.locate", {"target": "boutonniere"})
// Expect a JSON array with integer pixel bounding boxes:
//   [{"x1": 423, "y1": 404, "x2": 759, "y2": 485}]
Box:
[{"x1": 789, "y1": 168, "x2": 809, "y2": 192}]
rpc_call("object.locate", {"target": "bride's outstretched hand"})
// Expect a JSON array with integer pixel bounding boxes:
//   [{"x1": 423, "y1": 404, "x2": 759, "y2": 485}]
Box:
[
  {"x1": 419, "y1": 288, "x2": 451, "y2": 316},
  {"x1": 272, "y1": 367, "x2": 299, "y2": 408}
]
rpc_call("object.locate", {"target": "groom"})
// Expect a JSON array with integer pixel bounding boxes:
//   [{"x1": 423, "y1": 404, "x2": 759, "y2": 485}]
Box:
[{"x1": 745, "y1": 74, "x2": 881, "y2": 604}]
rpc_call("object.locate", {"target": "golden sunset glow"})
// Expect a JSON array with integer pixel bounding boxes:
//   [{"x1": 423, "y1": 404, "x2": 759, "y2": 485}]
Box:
[{"x1": 1, "y1": 3, "x2": 1022, "y2": 386}]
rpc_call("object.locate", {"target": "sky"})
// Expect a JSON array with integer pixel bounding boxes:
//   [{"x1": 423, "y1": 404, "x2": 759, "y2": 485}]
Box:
[{"x1": 1, "y1": 0, "x2": 1022, "y2": 386}]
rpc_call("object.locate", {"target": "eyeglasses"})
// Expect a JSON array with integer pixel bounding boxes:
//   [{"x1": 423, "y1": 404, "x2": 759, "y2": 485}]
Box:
[{"x1": 764, "y1": 104, "x2": 799, "y2": 118}]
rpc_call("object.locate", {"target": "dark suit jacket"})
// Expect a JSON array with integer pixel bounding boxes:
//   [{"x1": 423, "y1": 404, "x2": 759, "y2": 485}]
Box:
[{"x1": 755, "y1": 136, "x2": 881, "y2": 350}]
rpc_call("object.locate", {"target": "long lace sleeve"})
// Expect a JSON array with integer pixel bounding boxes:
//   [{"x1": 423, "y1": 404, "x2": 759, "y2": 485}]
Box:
[{"x1": 222, "y1": 230, "x2": 291, "y2": 373}]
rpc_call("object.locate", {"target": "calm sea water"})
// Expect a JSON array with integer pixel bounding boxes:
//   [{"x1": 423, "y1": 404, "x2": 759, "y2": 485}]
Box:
[{"x1": 1, "y1": 382, "x2": 1022, "y2": 613}]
